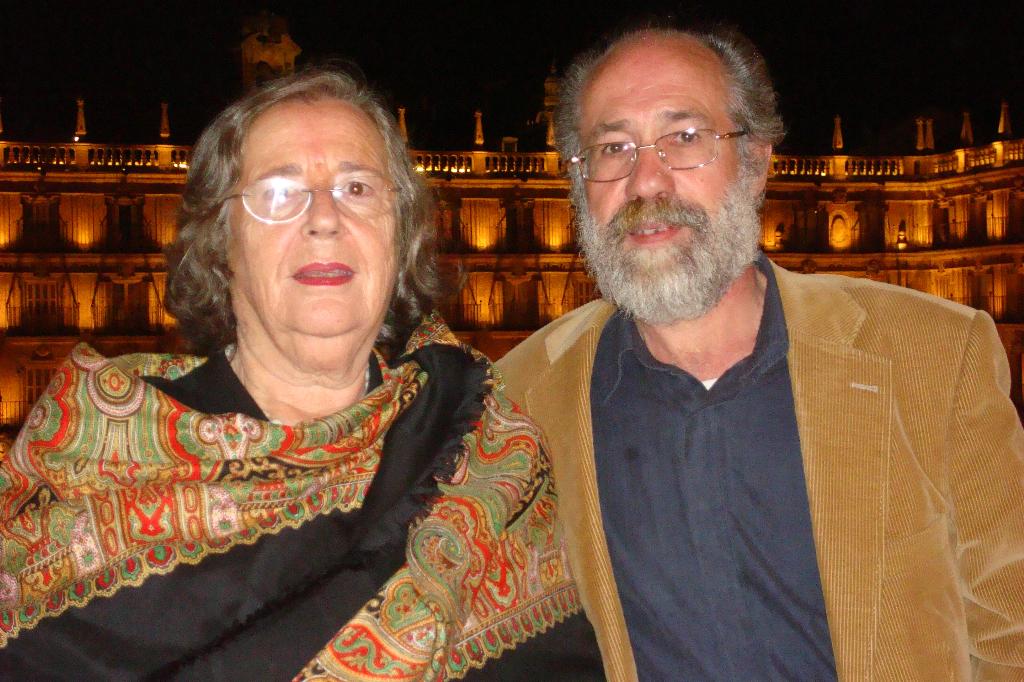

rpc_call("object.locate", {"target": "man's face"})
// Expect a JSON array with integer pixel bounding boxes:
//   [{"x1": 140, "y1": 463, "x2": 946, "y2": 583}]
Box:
[{"x1": 575, "y1": 36, "x2": 770, "y2": 324}]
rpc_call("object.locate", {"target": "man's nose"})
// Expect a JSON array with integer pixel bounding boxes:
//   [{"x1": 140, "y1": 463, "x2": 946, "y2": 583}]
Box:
[{"x1": 625, "y1": 145, "x2": 674, "y2": 202}]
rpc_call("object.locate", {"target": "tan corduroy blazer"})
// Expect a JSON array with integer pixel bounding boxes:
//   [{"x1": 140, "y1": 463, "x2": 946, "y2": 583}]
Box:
[{"x1": 497, "y1": 263, "x2": 1024, "y2": 681}]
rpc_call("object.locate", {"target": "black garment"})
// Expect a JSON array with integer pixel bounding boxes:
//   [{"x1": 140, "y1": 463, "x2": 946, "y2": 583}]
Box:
[
  {"x1": 143, "y1": 350, "x2": 280, "y2": 420},
  {"x1": 591, "y1": 257, "x2": 836, "y2": 680},
  {"x1": 1, "y1": 346, "x2": 603, "y2": 681}
]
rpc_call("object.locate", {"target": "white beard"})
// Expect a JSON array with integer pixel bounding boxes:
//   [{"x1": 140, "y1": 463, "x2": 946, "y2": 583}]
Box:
[{"x1": 576, "y1": 176, "x2": 763, "y2": 325}]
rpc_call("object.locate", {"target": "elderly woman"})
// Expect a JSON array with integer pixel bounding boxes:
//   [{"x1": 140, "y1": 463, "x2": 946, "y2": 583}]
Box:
[{"x1": 0, "y1": 69, "x2": 602, "y2": 679}]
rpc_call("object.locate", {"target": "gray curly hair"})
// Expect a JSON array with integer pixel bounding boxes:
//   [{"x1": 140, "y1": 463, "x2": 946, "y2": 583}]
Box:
[{"x1": 166, "y1": 66, "x2": 441, "y2": 355}]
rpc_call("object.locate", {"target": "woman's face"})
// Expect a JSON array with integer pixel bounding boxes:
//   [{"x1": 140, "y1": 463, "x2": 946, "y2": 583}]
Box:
[{"x1": 228, "y1": 98, "x2": 397, "y2": 365}]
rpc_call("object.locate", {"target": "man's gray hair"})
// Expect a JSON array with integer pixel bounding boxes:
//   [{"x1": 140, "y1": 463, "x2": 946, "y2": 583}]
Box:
[
  {"x1": 167, "y1": 66, "x2": 441, "y2": 355},
  {"x1": 555, "y1": 25, "x2": 785, "y2": 180}
]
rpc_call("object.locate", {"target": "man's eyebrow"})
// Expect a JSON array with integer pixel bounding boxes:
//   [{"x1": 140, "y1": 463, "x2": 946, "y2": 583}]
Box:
[
  {"x1": 662, "y1": 110, "x2": 709, "y2": 126},
  {"x1": 586, "y1": 111, "x2": 711, "y2": 143},
  {"x1": 585, "y1": 120, "x2": 630, "y2": 143},
  {"x1": 254, "y1": 164, "x2": 302, "y2": 181}
]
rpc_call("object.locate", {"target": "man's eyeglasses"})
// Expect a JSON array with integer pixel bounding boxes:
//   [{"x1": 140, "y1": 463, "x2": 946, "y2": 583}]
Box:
[
  {"x1": 225, "y1": 175, "x2": 396, "y2": 224},
  {"x1": 569, "y1": 128, "x2": 747, "y2": 182}
]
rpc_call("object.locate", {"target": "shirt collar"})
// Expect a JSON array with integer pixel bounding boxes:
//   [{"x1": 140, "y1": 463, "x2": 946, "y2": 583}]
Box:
[{"x1": 603, "y1": 252, "x2": 789, "y2": 398}]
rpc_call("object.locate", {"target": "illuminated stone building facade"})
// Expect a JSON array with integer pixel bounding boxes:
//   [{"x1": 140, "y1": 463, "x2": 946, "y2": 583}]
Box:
[
  {"x1": 1, "y1": 129, "x2": 1021, "y2": 430},
  {"x1": 1, "y1": 50, "x2": 1022, "y2": 429}
]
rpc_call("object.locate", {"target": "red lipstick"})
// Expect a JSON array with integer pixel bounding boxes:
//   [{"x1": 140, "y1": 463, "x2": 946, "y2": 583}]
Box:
[{"x1": 293, "y1": 262, "x2": 354, "y2": 286}]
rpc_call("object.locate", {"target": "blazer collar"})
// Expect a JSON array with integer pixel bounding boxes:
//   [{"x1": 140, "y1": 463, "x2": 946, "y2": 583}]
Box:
[{"x1": 773, "y1": 262, "x2": 867, "y2": 346}]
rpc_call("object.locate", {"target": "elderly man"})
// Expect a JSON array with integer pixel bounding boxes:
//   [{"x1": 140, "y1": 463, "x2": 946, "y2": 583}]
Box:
[{"x1": 497, "y1": 26, "x2": 1024, "y2": 681}]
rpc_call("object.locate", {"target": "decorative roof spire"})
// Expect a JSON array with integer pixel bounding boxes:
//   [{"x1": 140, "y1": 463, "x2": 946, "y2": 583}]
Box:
[
  {"x1": 924, "y1": 117, "x2": 935, "y2": 150},
  {"x1": 998, "y1": 100, "x2": 1013, "y2": 138},
  {"x1": 75, "y1": 98, "x2": 87, "y2": 138},
  {"x1": 474, "y1": 110, "x2": 484, "y2": 147},
  {"x1": 915, "y1": 117, "x2": 925, "y2": 151},
  {"x1": 543, "y1": 61, "x2": 559, "y2": 112},
  {"x1": 240, "y1": 12, "x2": 302, "y2": 90},
  {"x1": 544, "y1": 62, "x2": 559, "y2": 149},
  {"x1": 960, "y1": 111, "x2": 974, "y2": 146},
  {"x1": 160, "y1": 102, "x2": 171, "y2": 139},
  {"x1": 831, "y1": 115, "x2": 844, "y2": 151},
  {"x1": 397, "y1": 106, "x2": 408, "y2": 143}
]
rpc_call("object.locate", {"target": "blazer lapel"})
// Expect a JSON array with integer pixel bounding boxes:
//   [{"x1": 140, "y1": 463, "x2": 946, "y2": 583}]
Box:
[
  {"x1": 776, "y1": 264, "x2": 891, "y2": 680},
  {"x1": 523, "y1": 303, "x2": 639, "y2": 682}
]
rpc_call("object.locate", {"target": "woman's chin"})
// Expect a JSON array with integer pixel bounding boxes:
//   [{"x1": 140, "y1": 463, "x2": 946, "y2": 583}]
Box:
[
  {"x1": 283, "y1": 321, "x2": 374, "y2": 344},
  {"x1": 271, "y1": 330, "x2": 376, "y2": 376}
]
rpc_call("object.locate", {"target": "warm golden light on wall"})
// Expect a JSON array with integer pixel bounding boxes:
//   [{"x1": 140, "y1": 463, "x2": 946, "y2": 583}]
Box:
[
  {"x1": 989, "y1": 190, "x2": 1010, "y2": 241},
  {"x1": 471, "y1": 230, "x2": 498, "y2": 251},
  {"x1": 461, "y1": 199, "x2": 503, "y2": 252},
  {"x1": 80, "y1": 302, "x2": 96, "y2": 330},
  {"x1": 533, "y1": 199, "x2": 571, "y2": 252},
  {"x1": 542, "y1": 231, "x2": 567, "y2": 251},
  {"x1": 71, "y1": 231, "x2": 100, "y2": 250},
  {"x1": 829, "y1": 213, "x2": 851, "y2": 250}
]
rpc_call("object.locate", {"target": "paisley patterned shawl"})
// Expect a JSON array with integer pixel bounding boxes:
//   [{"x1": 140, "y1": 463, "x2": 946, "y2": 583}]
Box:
[{"x1": 0, "y1": 314, "x2": 582, "y2": 680}]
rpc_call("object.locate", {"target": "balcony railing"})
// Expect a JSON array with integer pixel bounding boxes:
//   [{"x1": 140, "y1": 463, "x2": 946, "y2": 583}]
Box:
[
  {"x1": 438, "y1": 301, "x2": 483, "y2": 329},
  {"x1": 96, "y1": 217, "x2": 163, "y2": 253},
  {"x1": 1005, "y1": 140, "x2": 1024, "y2": 163},
  {"x1": 844, "y1": 156, "x2": 904, "y2": 177},
  {"x1": 977, "y1": 294, "x2": 1024, "y2": 323},
  {"x1": 412, "y1": 150, "x2": 557, "y2": 178},
  {"x1": 0, "y1": 142, "x2": 191, "y2": 171},
  {"x1": 3, "y1": 136, "x2": 1020, "y2": 180},
  {"x1": 5, "y1": 305, "x2": 79, "y2": 336},
  {"x1": 769, "y1": 138, "x2": 1022, "y2": 180},
  {"x1": 0, "y1": 401, "x2": 32, "y2": 428},
  {"x1": 497, "y1": 300, "x2": 539, "y2": 330},
  {"x1": 92, "y1": 305, "x2": 163, "y2": 335},
  {"x1": 9, "y1": 219, "x2": 72, "y2": 253},
  {"x1": 771, "y1": 156, "x2": 831, "y2": 177},
  {"x1": 441, "y1": 293, "x2": 606, "y2": 331}
]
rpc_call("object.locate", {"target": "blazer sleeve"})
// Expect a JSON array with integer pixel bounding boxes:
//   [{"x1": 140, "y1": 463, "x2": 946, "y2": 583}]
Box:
[{"x1": 949, "y1": 310, "x2": 1024, "y2": 677}]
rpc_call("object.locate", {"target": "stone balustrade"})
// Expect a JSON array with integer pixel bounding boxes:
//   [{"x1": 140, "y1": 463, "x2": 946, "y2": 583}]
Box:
[
  {"x1": 967, "y1": 147, "x2": 997, "y2": 169},
  {"x1": 413, "y1": 150, "x2": 557, "y2": 176},
  {"x1": 935, "y1": 153, "x2": 959, "y2": 174},
  {"x1": 771, "y1": 138, "x2": 1019, "y2": 180},
  {"x1": 772, "y1": 156, "x2": 831, "y2": 177},
  {"x1": 844, "y1": 156, "x2": 904, "y2": 176},
  {"x1": 0, "y1": 142, "x2": 191, "y2": 171},
  {"x1": 1004, "y1": 140, "x2": 1024, "y2": 163},
  {"x1": 2, "y1": 139, "x2": 1020, "y2": 181}
]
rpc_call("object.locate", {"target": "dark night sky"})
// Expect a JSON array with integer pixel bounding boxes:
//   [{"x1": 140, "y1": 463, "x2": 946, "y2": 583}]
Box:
[{"x1": 1, "y1": 0, "x2": 1020, "y2": 155}]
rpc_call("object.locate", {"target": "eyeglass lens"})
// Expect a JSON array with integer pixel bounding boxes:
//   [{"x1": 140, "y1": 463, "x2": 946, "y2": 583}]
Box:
[
  {"x1": 583, "y1": 129, "x2": 721, "y2": 181},
  {"x1": 241, "y1": 176, "x2": 392, "y2": 223}
]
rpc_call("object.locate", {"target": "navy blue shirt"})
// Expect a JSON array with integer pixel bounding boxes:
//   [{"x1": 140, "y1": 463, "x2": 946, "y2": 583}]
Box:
[{"x1": 591, "y1": 257, "x2": 837, "y2": 680}]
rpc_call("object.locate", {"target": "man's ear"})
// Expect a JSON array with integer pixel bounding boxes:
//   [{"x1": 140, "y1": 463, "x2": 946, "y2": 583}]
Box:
[{"x1": 748, "y1": 142, "x2": 773, "y2": 195}]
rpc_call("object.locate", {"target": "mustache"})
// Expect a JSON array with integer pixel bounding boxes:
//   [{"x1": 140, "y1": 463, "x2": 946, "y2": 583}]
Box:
[{"x1": 606, "y1": 197, "x2": 710, "y2": 242}]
